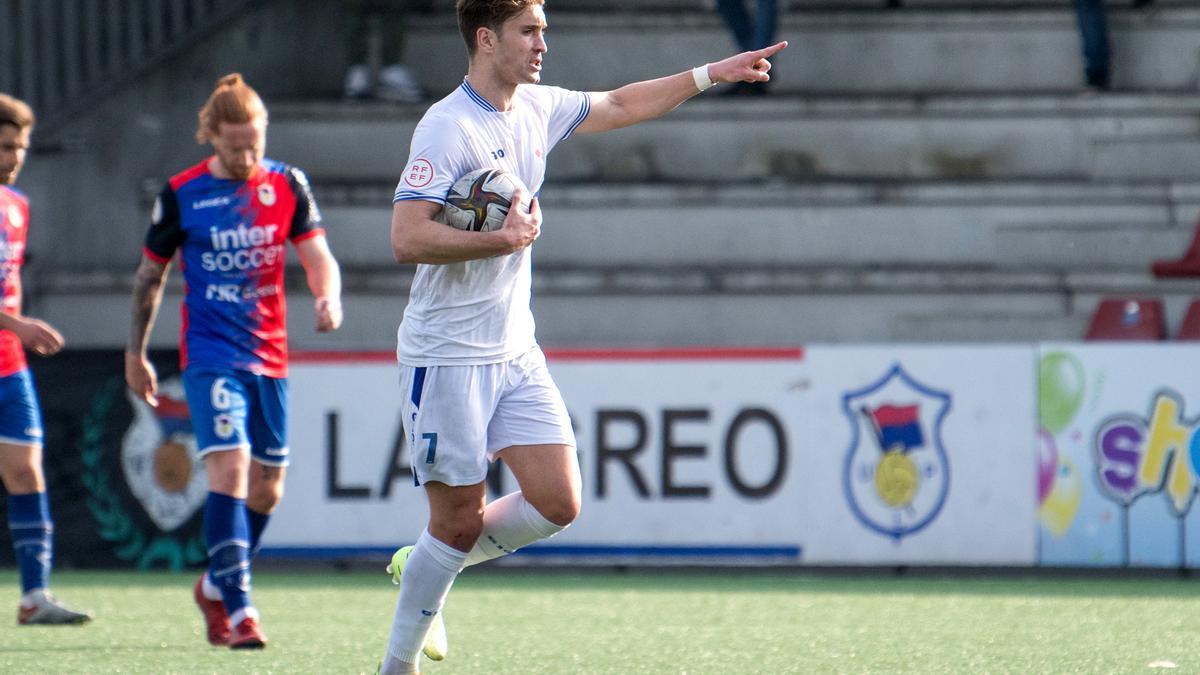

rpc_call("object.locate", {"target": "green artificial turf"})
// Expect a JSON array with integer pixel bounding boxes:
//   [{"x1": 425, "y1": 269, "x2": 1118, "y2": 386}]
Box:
[{"x1": 2, "y1": 569, "x2": 1198, "y2": 674}]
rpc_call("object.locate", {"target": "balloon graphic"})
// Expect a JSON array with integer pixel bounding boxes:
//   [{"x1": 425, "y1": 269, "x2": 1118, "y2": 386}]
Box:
[
  {"x1": 1037, "y1": 428, "x2": 1058, "y2": 505},
  {"x1": 1039, "y1": 352, "x2": 1085, "y2": 435},
  {"x1": 1039, "y1": 457, "x2": 1082, "y2": 538}
]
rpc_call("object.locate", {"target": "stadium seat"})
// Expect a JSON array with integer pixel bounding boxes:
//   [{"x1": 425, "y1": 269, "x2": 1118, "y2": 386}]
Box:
[
  {"x1": 1084, "y1": 297, "x2": 1166, "y2": 341},
  {"x1": 1177, "y1": 300, "x2": 1200, "y2": 341},
  {"x1": 1152, "y1": 219, "x2": 1200, "y2": 278}
]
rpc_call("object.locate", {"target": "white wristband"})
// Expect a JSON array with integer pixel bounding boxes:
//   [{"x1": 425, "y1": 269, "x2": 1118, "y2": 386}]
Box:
[{"x1": 692, "y1": 64, "x2": 714, "y2": 92}]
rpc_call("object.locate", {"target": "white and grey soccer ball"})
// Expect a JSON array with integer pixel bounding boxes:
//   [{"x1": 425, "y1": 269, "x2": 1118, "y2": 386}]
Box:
[{"x1": 438, "y1": 168, "x2": 528, "y2": 232}]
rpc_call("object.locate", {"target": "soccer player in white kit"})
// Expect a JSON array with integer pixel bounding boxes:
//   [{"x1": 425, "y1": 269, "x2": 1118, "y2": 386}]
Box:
[{"x1": 380, "y1": 1, "x2": 786, "y2": 672}]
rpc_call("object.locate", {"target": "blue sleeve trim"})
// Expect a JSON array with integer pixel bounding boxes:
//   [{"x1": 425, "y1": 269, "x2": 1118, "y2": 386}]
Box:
[
  {"x1": 393, "y1": 192, "x2": 448, "y2": 204},
  {"x1": 560, "y1": 94, "x2": 591, "y2": 143}
]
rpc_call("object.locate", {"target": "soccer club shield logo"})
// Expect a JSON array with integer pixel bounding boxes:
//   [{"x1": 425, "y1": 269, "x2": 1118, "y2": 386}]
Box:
[
  {"x1": 841, "y1": 364, "x2": 952, "y2": 540},
  {"x1": 256, "y1": 183, "x2": 276, "y2": 207},
  {"x1": 121, "y1": 377, "x2": 207, "y2": 531}
]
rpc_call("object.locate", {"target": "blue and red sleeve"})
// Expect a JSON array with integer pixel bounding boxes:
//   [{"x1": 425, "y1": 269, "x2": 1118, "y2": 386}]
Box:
[
  {"x1": 143, "y1": 182, "x2": 183, "y2": 264},
  {"x1": 286, "y1": 167, "x2": 325, "y2": 244}
]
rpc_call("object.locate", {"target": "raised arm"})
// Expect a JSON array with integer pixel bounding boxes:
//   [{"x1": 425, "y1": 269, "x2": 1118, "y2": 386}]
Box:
[
  {"x1": 391, "y1": 189, "x2": 542, "y2": 265},
  {"x1": 124, "y1": 255, "x2": 170, "y2": 406},
  {"x1": 294, "y1": 234, "x2": 343, "y2": 332},
  {"x1": 575, "y1": 41, "x2": 788, "y2": 135}
]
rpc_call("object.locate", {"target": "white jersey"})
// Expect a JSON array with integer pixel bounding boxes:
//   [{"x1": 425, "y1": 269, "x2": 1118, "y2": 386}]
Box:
[{"x1": 394, "y1": 79, "x2": 591, "y2": 366}]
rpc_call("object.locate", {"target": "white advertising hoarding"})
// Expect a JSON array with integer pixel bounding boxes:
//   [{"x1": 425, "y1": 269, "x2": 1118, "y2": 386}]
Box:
[
  {"x1": 271, "y1": 357, "x2": 424, "y2": 554},
  {"x1": 1037, "y1": 344, "x2": 1200, "y2": 568},
  {"x1": 543, "y1": 349, "x2": 809, "y2": 562},
  {"x1": 266, "y1": 346, "x2": 1037, "y2": 565},
  {"x1": 799, "y1": 345, "x2": 1036, "y2": 565}
]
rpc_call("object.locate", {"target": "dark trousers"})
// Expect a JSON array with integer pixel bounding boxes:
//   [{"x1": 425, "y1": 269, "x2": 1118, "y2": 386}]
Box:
[
  {"x1": 1074, "y1": 0, "x2": 1111, "y2": 88},
  {"x1": 715, "y1": 0, "x2": 778, "y2": 52}
]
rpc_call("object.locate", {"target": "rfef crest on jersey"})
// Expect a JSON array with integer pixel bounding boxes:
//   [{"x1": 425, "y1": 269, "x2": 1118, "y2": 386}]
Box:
[
  {"x1": 405, "y1": 158, "x2": 435, "y2": 188},
  {"x1": 841, "y1": 363, "x2": 952, "y2": 540},
  {"x1": 257, "y1": 183, "x2": 276, "y2": 206},
  {"x1": 120, "y1": 377, "x2": 208, "y2": 531}
]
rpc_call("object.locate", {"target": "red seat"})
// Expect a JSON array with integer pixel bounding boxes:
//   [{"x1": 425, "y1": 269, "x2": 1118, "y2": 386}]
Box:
[
  {"x1": 1085, "y1": 298, "x2": 1166, "y2": 341},
  {"x1": 1177, "y1": 300, "x2": 1200, "y2": 340},
  {"x1": 1152, "y1": 219, "x2": 1200, "y2": 278}
]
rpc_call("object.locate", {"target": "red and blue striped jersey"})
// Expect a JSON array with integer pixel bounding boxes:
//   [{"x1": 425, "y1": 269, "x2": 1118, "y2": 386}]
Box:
[
  {"x1": 144, "y1": 158, "x2": 324, "y2": 378},
  {"x1": 0, "y1": 185, "x2": 27, "y2": 377}
]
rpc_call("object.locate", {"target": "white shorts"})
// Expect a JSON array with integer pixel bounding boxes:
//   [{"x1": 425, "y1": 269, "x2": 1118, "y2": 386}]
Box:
[{"x1": 399, "y1": 347, "x2": 576, "y2": 486}]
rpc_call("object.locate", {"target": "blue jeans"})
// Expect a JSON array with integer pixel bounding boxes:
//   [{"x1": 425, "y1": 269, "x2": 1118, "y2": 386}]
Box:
[
  {"x1": 1074, "y1": 0, "x2": 1110, "y2": 88},
  {"x1": 715, "y1": 0, "x2": 778, "y2": 52}
]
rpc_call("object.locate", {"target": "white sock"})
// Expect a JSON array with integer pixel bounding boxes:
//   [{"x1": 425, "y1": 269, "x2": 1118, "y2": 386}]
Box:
[
  {"x1": 201, "y1": 574, "x2": 222, "y2": 601},
  {"x1": 229, "y1": 605, "x2": 260, "y2": 626},
  {"x1": 384, "y1": 529, "x2": 467, "y2": 666},
  {"x1": 462, "y1": 491, "x2": 567, "y2": 567},
  {"x1": 20, "y1": 588, "x2": 46, "y2": 607}
]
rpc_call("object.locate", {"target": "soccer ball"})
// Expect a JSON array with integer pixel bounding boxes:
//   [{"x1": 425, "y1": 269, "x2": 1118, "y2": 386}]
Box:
[{"x1": 438, "y1": 168, "x2": 527, "y2": 232}]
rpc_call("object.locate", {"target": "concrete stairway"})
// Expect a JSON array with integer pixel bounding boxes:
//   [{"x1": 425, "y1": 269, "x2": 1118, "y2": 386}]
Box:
[
  {"x1": 27, "y1": 2, "x2": 1200, "y2": 349},
  {"x1": 402, "y1": 6, "x2": 1200, "y2": 94},
  {"x1": 268, "y1": 94, "x2": 1200, "y2": 181},
  {"x1": 307, "y1": 179, "x2": 1191, "y2": 269}
]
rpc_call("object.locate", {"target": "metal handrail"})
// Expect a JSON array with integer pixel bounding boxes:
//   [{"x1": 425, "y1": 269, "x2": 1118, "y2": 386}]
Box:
[{"x1": 0, "y1": 0, "x2": 264, "y2": 137}]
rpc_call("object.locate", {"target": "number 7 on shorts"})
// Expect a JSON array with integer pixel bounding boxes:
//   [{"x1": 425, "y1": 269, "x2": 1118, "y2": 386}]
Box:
[{"x1": 421, "y1": 432, "x2": 438, "y2": 464}]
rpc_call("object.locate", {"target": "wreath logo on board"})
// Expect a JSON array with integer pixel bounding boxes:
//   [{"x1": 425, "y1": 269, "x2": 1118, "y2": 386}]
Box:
[{"x1": 80, "y1": 378, "x2": 206, "y2": 570}]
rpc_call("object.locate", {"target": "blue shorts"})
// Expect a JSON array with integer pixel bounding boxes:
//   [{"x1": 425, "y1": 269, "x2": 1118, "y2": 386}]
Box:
[
  {"x1": 0, "y1": 369, "x2": 43, "y2": 446},
  {"x1": 182, "y1": 367, "x2": 289, "y2": 466}
]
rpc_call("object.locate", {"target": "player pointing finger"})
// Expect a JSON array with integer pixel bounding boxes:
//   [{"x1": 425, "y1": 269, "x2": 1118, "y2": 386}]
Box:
[
  {"x1": 381, "y1": 2, "x2": 789, "y2": 673},
  {"x1": 708, "y1": 40, "x2": 788, "y2": 84}
]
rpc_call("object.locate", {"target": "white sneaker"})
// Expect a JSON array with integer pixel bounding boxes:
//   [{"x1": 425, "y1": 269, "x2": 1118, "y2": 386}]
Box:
[
  {"x1": 387, "y1": 545, "x2": 448, "y2": 661},
  {"x1": 376, "y1": 65, "x2": 426, "y2": 104},
  {"x1": 17, "y1": 590, "x2": 93, "y2": 625},
  {"x1": 344, "y1": 64, "x2": 373, "y2": 99}
]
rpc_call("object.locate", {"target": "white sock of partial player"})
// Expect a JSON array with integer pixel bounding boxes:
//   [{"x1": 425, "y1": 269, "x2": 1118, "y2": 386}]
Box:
[
  {"x1": 462, "y1": 491, "x2": 567, "y2": 567},
  {"x1": 201, "y1": 573, "x2": 222, "y2": 601},
  {"x1": 229, "y1": 605, "x2": 260, "y2": 627},
  {"x1": 384, "y1": 529, "x2": 467, "y2": 667}
]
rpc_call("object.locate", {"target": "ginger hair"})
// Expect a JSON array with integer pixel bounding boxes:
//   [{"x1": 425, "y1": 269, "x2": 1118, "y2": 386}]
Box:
[{"x1": 195, "y1": 73, "x2": 267, "y2": 144}]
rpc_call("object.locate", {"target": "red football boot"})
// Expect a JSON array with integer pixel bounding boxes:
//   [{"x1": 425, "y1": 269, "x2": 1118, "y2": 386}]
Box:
[
  {"x1": 229, "y1": 616, "x2": 268, "y2": 650},
  {"x1": 193, "y1": 575, "x2": 231, "y2": 646}
]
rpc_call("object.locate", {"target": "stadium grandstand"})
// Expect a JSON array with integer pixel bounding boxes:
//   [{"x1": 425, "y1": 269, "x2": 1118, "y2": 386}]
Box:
[
  {"x1": 7, "y1": 0, "x2": 1200, "y2": 346},
  {"x1": 7, "y1": 1, "x2": 1200, "y2": 672}
]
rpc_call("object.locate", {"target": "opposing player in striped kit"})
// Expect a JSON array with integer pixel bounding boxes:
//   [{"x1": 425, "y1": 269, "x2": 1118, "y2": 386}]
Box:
[
  {"x1": 379, "y1": 1, "x2": 786, "y2": 672},
  {"x1": 125, "y1": 74, "x2": 343, "y2": 649},
  {"x1": 0, "y1": 94, "x2": 94, "y2": 627}
]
